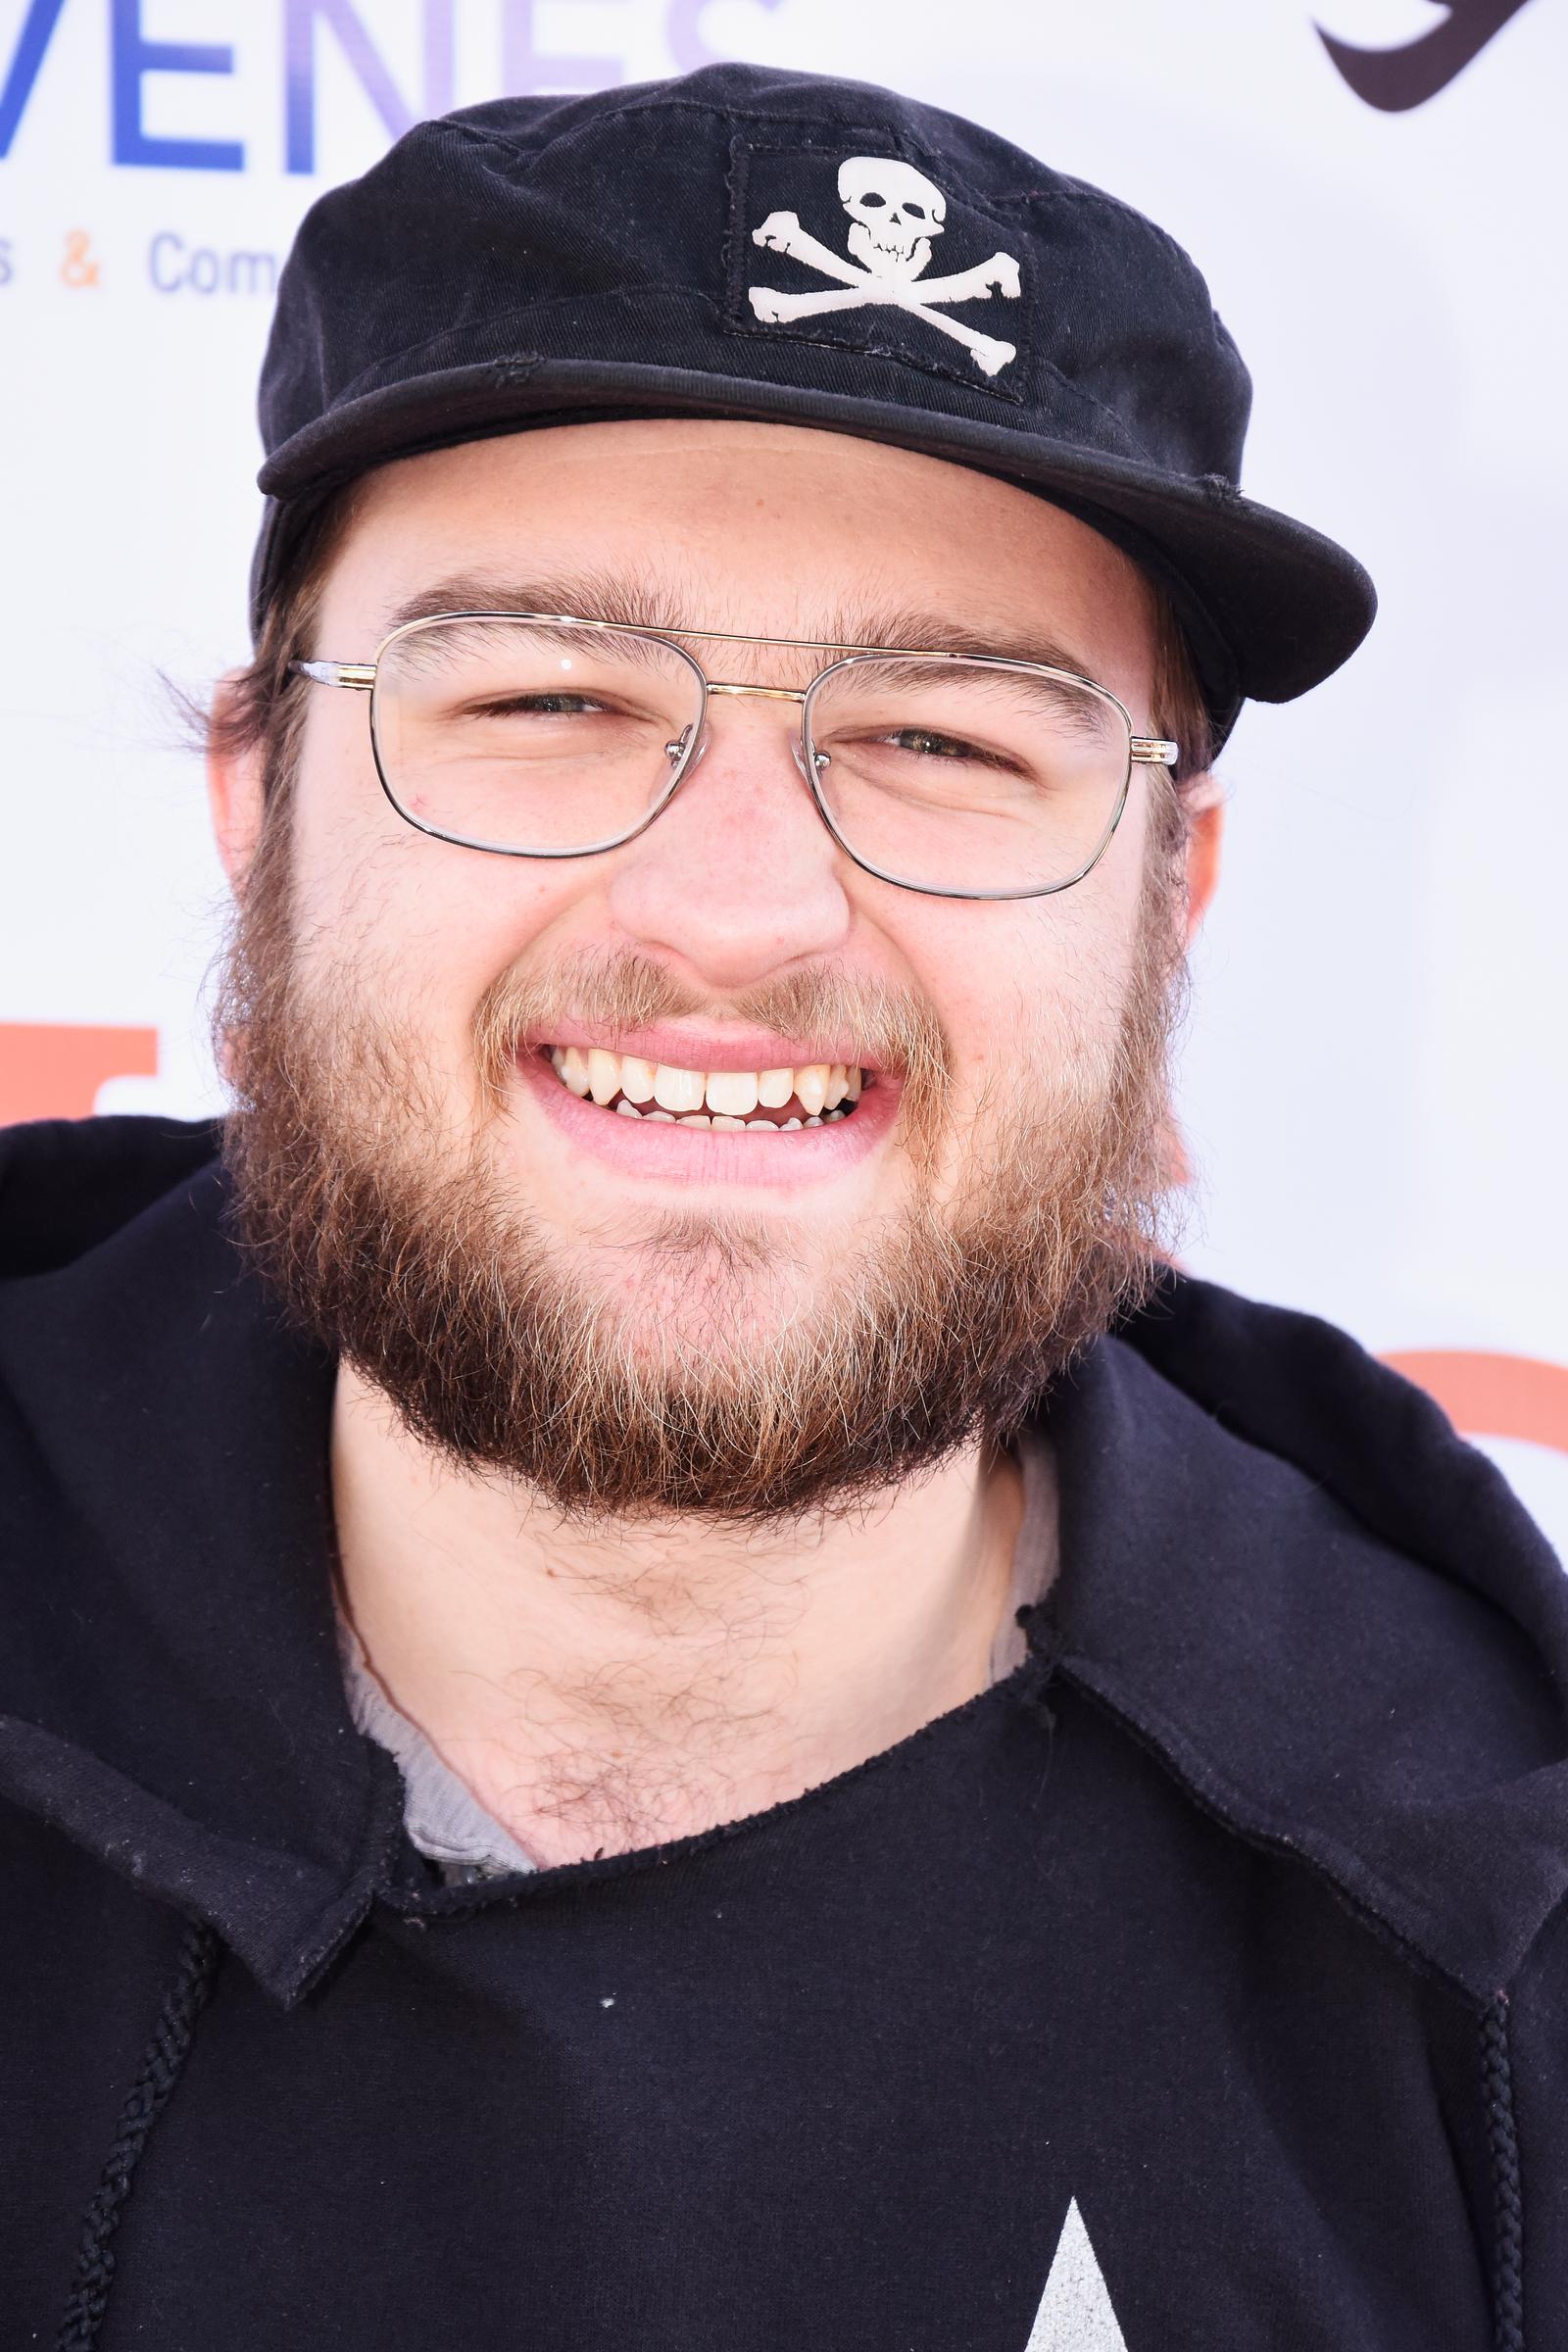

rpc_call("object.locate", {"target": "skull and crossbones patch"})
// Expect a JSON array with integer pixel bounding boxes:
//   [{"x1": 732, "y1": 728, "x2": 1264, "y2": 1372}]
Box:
[{"x1": 732, "y1": 147, "x2": 1025, "y2": 386}]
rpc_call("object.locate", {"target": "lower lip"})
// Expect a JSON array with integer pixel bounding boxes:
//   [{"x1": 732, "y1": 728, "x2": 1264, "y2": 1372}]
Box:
[{"x1": 515, "y1": 1052, "x2": 902, "y2": 1189}]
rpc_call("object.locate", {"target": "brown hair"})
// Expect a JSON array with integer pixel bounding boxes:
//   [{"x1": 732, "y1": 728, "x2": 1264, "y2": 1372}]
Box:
[{"x1": 203, "y1": 484, "x2": 366, "y2": 808}]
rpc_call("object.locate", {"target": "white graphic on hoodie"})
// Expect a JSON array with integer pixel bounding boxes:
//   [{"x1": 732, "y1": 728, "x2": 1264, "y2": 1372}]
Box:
[
  {"x1": 1023, "y1": 2198, "x2": 1129, "y2": 2351},
  {"x1": 747, "y1": 155, "x2": 1021, "y2": 378}
]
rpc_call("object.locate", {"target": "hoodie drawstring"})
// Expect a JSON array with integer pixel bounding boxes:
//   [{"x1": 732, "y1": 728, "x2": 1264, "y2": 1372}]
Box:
[
  {"x1": 1482, "y1": 1996, "x2": 1525, "y2": 2352},
  {"x1": 56, "y1": 1917, "x2": 221, "y2": 2352}
]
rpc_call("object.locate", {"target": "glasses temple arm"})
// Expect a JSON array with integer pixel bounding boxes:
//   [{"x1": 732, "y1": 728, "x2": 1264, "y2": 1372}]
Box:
[{"x1": 290, "y1": 660, "x2": 376, "y2": 691}]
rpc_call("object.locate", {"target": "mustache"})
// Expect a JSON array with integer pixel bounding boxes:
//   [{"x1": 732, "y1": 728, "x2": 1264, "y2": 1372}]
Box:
[{"x1": 472, "y1": 946, "x2": 954, "y2": 1111}]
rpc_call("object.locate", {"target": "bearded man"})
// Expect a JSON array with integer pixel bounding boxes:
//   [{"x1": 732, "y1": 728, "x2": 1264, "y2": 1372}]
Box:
[{"x1": 2, "y1": 61, "x2": 1565, "y2": 2352}]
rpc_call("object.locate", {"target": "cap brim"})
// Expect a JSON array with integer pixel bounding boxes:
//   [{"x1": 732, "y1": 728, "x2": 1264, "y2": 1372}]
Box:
[{"x1": 253, "y1": 356, "x2": 1376, "y2": 738}]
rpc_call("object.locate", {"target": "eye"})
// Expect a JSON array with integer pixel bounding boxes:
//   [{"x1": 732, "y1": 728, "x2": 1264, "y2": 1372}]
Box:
[
  {"x1": 859, "y1": 190, "x2": 886, "y2": 208},
  {"x1": 465, "y1": 692, "x2": 607, "y2": 718},
  {"x1": 886, "y1": 727, "x2": 1010, "y2": 768},
  {"x1": 906, "y1": 202, "x2": 926, "y2": 220}
]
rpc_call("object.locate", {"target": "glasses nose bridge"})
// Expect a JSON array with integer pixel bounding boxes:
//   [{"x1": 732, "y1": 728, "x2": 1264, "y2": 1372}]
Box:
[
  {"x1": 705, "y1": 680, "x2": 808, "y2": 704},
  {"x1": 685, "y1": 674, "x2": 816, "y2": 784}
]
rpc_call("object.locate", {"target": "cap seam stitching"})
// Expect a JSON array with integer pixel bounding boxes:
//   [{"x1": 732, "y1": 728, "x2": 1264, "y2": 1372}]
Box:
[
  {"x1": 321, "y1": 290, "x2": 706, "y2": 408},
  {"x1": 319, "y1": 296, "x2": 1152, "y2": 467},
  {"x1": 310, "y1": 287, "x2": 1140, "y2": 461}
]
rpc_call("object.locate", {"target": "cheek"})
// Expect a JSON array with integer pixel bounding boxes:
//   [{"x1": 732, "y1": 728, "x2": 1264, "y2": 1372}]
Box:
[
  {"x1": 287, "y1": 707, "x2": 405, "y2": 948},
  {"x1": 287, "y1": 740, "x2": 573, "y2": 1045},
  {"x1": 908, "y1": 870, "x2": 1139, "y2": 1115},
  {"x1": 1033, "y1": 784, "x2": 1159, "y2": 1019}
]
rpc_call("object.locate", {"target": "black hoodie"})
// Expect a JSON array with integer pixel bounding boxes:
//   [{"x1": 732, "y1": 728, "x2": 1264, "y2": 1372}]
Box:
[{"x1": 2, "y1": 1113, "x2": 1566, "y2": 2352}]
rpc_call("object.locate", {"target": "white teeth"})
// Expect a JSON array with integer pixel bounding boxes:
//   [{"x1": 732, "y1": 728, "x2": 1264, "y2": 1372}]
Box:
[
  {"x1": 615, "y1": 1101, "x2": 782, "y2": 1133},
  {"x1": 547, "y1": 1047, "x2": 868, "y2": 1127},
  {"x1": 706, "y1": 1069, "x2": 760, "y2": 1118},
  {"x1": 654, "y1": 1063, "x2": 707, "y2": 1114}
]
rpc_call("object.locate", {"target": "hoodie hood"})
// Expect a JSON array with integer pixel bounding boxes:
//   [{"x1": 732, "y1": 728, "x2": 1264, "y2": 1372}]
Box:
[
  {"x1": 0, "y1": 1116, "x2": 405, "y2": 2002},
  {"x1": 1, "y1": 1113, "x2": 1565, "y2": 2007}
]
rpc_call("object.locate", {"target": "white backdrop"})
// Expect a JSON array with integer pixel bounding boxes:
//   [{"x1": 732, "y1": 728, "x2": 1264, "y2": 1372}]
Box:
[{"x1": 3, "y1": 0, "x2": 1564, "y2": 1550}]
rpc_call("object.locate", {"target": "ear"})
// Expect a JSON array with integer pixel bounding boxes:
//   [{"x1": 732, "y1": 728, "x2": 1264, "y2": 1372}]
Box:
[
  {"x1": 1181, "y1": 773, "x2": 1225, "y2": 948},
  {"x1": 206, "y1": 670, "x2": 269, "y2": 896}
]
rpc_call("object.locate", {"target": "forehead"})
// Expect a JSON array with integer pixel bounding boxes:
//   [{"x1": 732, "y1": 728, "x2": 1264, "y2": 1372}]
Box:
[{"x1": 318, "y1": 419, "x2": 1159, "y2": 703}]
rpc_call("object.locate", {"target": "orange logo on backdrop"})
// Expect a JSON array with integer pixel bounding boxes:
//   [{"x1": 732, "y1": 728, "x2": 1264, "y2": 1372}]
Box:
[
  {"x1": 2, "y1": 1023, "x2": 1565, "y2": 1458},
  {"x1": 1381, "y1": 1351, "x2": 1568, "y2": 1460},
  {"x1": 0, "y1": 1021, "x2": 159, "y2": 1125}
]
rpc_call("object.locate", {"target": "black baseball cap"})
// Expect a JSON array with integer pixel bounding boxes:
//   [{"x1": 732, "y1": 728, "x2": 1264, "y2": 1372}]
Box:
[{"x1": 250, "y1": 62, "x2": 1376, "y2": 747}]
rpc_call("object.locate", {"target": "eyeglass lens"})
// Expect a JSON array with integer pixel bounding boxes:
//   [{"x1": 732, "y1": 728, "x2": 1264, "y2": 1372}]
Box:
[{"x1": 369, "y1": 617, "x2": 1132, "y2": 894}]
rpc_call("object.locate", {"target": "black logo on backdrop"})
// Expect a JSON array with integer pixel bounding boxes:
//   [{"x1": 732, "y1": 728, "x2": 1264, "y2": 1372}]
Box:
[{"x1": 1318, "y1": 0, "x2": 1538, "y2": 109}]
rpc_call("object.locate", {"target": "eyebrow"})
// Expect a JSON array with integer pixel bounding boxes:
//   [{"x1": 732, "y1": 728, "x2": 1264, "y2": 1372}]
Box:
[{"x1": 368, "y1": 570, "x2": 1096, "y2": 679}]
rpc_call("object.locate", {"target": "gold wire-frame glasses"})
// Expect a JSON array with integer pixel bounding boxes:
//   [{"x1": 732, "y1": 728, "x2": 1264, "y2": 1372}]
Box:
[{"x1": 291, "y1": 610, "x2": 1179, "y2": 904}]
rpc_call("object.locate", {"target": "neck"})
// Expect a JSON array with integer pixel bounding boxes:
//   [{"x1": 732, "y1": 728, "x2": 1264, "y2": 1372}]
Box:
[{"x1": 329, "y1": 1362, "x2": 1035, "y2": 1868}]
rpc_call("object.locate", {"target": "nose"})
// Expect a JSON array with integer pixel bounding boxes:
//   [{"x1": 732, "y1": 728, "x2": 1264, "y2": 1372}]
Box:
[{"x1": 601, "y1": 696, "x2": 855, "y2": 989}]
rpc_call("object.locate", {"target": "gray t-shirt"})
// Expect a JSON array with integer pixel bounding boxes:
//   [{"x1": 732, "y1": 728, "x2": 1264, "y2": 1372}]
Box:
[{"x1": 340, "y1": 1431, "x2": 1059, "y2": 1883}]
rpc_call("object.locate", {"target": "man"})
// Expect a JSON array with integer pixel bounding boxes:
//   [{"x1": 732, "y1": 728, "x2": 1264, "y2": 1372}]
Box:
[{"x1": 2, "y1": 59, "x2": 1564, "y2": 2352}]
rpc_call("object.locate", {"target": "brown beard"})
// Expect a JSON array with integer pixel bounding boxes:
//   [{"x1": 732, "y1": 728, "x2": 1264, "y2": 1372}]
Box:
[{"x1": 218, "y1": 805, "x2": 1186, "y2": 1532}]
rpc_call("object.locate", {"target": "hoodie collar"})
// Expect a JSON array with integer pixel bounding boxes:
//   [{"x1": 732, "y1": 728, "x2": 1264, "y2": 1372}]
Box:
[{"x1": 1048, "y1": 1287, "x2": 1568, "y2": 2000}]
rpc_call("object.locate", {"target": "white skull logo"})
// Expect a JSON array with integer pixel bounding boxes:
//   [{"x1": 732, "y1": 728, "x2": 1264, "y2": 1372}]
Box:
[
  {"x1": 836, "y1": 156, "x2": 947, "y2": 283},
  {"x1": 747, "y1": 155, "x2": 1023, "y2": 378}
]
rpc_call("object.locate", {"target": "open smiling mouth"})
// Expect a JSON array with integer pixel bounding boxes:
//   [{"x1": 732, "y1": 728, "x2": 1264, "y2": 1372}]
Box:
[{"x1": 545, "y1": 1047, "x2": 868, "y2": 1131}]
